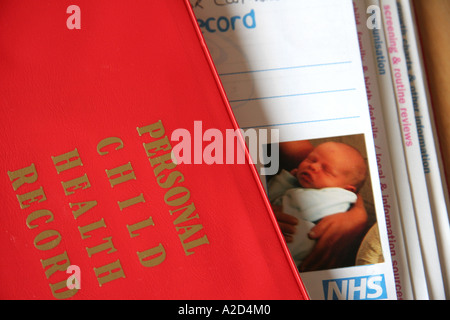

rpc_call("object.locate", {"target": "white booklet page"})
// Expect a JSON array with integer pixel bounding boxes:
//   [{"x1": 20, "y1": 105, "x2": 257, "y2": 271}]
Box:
[{"x1": 191, "y1": 0, "x2": 396, "y2": 300}]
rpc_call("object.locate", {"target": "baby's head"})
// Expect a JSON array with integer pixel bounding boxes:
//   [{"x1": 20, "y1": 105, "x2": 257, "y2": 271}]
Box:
[{"x1": 292, "y1": 141, "x2": 368, "y2": 193}]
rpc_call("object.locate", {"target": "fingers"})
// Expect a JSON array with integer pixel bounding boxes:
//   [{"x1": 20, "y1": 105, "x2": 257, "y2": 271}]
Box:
[
  {"x1": 299, "y1": 234, "x2": 336, "y2": 272},
  {"x1": 277, "y1": 214, "x2": 298, "y2": 243},
  {"x1": 278, "y1": 221, "x2": 297, "y2": 235},
  {"x1": 272, "y1": 206, "x2": 299, "y2": 243},
  {"x1": 277, "y1": 211, "x2": 299, "y2": 226},
  {"x1": 307, "y1": 217, "x2": 332, "y2": 239},
  {"x1": 278, "y1": 222, "x2": 297, "y2": 243},
  {"x1": 300, "y1": 216, "x2": 360, "y2": 271},
  {"x1": 284, "y1": 233, "x2": 294, "y2": 243},
  {"x1": 300, "y1": 219, "x2": 336, "y2": 271}
]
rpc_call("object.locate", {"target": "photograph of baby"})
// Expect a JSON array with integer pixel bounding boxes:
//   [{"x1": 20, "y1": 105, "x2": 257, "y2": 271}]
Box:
[{"x1": 265, "y1": 134, "x2": 384, "y2": 273}]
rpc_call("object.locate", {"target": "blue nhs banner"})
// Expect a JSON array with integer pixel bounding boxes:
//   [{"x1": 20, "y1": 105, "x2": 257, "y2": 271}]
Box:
[{"x1": 323, "y1": 274, "x2": 388, "y2": 300}]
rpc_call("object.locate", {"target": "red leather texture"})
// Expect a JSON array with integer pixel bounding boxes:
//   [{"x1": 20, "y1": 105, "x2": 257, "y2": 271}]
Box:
[{"x1": 0, "y1": 0, "x2": 308, "y2": 300}]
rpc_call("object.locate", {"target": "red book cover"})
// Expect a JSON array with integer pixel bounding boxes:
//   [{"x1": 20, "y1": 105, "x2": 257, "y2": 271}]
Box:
[{"x1": 0, "y1": 0, "x2": 308, "y2": 300}]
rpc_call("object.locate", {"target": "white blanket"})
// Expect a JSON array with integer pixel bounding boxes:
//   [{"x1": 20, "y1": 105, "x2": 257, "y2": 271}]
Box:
[{"x1": 268, "y1": 170, "x2": 357, "y2": 264}]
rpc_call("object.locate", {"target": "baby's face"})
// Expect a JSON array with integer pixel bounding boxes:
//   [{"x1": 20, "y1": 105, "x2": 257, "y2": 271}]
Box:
[{"x1": 294, "y1": 142, "x2": 357, "y2": 191}]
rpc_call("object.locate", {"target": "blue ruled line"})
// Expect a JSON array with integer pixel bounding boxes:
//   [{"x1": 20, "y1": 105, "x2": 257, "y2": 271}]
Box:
[
  {"x1": 241, "y1": 116, "x2": 361, "y2": 130},
  {"x1": 228, "y1": 88, "x2": 356, "y2": 103},
  {"x1": 219, "y1": 61, "x2": 352, "y2": 77}
]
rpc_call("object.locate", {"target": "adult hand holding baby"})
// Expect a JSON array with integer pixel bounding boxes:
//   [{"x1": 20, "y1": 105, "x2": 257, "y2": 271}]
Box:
[
  {"x1": 274, "y1": 200, "x2": 368, "y2": 271},
  {"x1": 299, "y1": 195, "x2": 368, "y2": 272},
  {"x1": 273, "y1": 140, "x2": 370, "y2": 271}
]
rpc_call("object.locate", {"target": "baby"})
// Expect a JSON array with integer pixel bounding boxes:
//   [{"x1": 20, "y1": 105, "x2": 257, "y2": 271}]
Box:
[{"x1": 268, "y1": 141, "x2": 368, "y2": 265}]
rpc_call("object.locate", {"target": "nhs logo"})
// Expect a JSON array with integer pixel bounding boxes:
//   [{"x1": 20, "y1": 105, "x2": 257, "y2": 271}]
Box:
[{"x1": 323, "y1": 274, "x2": 387, "y2": 300}]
